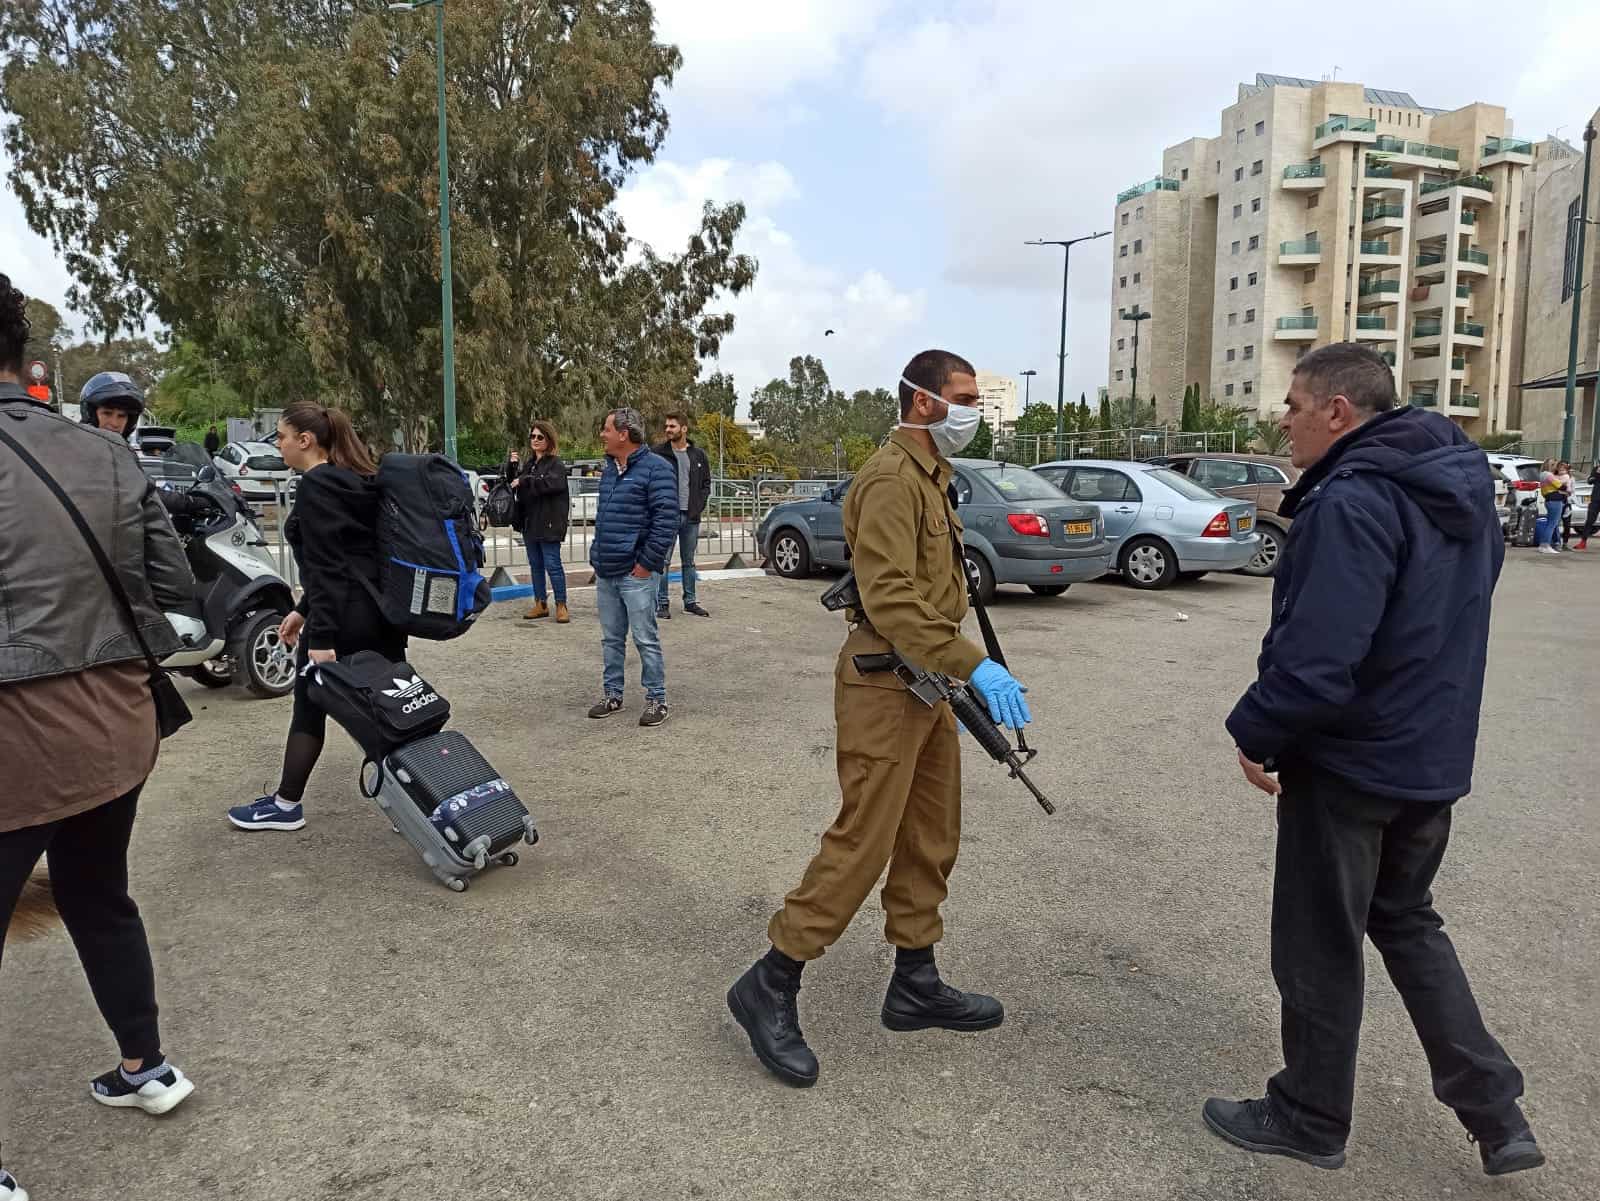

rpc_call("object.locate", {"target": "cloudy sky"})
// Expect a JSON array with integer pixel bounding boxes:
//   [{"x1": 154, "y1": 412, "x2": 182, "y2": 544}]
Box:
[{"x1": 5, "y1": 0, "x2": 1598, "y2": 415}]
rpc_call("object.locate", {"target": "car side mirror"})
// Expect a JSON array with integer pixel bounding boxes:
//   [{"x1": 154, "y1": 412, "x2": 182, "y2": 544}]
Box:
[{"x1": 196, "y1": 465, "x2": 217, "y2": 483}]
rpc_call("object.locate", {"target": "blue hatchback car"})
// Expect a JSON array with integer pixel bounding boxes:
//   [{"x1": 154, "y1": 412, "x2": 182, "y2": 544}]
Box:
[{"x1": 756, "y1": 458, "x2": 1111, "y2": 601}]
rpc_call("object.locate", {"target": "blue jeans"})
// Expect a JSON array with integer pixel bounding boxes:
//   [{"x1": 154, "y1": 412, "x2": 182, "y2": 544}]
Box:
[
  {"x1": 525, "y1": 540, "x2": 567, "y2": 602},
  {"x1": 656, "y1": 514, "x2": 700, "y2": 607},
  {"x1": 1535, "y1": 498, "x2": 1564, "y2": 546},
  {"x1": 596, "y1": 573, "x2": 665, "y2": 702}
]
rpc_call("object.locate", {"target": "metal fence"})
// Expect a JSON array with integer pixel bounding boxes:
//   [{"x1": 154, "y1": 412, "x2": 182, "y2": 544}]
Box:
[
  {"x1": 1495, "y1": 440, "x2": 1593, "y2": 470},
  {"x1": 992, "y1": 428, "x2": 1239, "y2": 465}
]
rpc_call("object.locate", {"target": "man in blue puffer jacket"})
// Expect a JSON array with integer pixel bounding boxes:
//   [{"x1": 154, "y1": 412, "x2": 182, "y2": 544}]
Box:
[
  {"x1": 1204, "y1": 344, "x2": 1542, "y2": 1178},
  {"x1": 587, "y1": 407, "x2": 680, "y2": 727}
]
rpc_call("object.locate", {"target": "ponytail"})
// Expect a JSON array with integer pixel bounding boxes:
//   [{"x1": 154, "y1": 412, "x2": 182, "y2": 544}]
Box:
[{"x1": 281, "y1": 401, "x2": 378, "y2": 476}]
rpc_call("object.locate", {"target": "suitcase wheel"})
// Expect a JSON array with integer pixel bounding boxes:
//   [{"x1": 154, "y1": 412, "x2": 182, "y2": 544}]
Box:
[
  {"x1": 497, "y1": 851, "x2": 519, "y2": 868},
  {"x1": 446, "y1": 877, "x2": 468, "y2": 893}
]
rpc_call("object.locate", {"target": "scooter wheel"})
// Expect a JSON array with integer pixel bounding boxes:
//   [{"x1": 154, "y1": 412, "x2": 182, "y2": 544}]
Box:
[{"x1": 447, "y1": 877, "x2": 468, "y2": 893}]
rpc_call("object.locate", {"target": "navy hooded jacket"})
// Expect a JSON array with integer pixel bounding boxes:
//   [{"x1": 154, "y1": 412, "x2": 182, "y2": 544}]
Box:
[
  {"x1": 589, "y1": 444, "x2": 680, "y2": 579},
  {"x1": 1225, "y1": 407, "x2": 1504, "y2": 802}
]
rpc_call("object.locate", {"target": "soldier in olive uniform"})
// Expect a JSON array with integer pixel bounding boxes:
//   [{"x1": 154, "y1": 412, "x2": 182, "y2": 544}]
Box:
[{"x1": 727, "y1": 349, "x2": 1033, "y2": 1087}]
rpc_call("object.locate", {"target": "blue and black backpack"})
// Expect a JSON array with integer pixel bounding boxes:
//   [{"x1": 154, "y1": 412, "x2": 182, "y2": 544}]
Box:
[{"x1": 370, "y1": 454, "x2": 491, "y2": 640}]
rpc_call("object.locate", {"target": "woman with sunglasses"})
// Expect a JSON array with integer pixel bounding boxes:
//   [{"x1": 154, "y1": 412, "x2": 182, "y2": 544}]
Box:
[{"x1": 508, "y1": 421, "x2": 571, "y2": 622}]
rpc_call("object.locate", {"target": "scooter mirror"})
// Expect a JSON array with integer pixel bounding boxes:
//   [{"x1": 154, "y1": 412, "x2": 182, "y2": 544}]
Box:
[{"x1": 195, "y1": 465, "x2": 218, "y2": 483}]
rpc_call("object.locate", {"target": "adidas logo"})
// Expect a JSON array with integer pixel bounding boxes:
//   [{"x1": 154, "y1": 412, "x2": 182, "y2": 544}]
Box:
[{"x1": 382, "y1": 675, "x2": 441, "y2": 715}]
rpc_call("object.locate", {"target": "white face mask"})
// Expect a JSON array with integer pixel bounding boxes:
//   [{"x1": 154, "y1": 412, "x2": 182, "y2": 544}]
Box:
[{"x1": 898, "y1": 377, "x2": 981, "y2": 456}]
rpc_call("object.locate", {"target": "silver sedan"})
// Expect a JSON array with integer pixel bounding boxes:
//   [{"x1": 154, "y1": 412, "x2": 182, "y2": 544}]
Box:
[{"x1": 1031, "y1": 460, "x2": 1261, "y2": 589}]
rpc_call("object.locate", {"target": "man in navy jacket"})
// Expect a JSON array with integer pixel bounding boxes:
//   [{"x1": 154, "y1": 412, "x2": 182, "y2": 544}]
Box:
[
  {"x1": 1205, "y1": 344, "x2": 1541, "y2": 1178},
  {"x1": 587, "y1": 407, "x2": 680, "y2": 727}
]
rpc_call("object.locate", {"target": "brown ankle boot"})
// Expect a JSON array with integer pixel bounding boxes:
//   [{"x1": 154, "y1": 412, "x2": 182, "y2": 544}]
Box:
[
  {"x1": 524, "y1": 601, "x2": 549, "y2": 620},
  {"x1": 554, "y1": 602, "x2": 571, "y2": 623}
]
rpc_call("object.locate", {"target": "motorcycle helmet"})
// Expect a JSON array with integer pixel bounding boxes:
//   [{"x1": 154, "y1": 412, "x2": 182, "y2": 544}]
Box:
[{"x1": 79, "y1": 371, "x2": 145, "y2": 438}]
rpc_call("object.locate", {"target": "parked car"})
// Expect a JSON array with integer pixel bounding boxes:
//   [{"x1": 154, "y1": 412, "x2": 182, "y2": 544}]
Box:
[
  {"x1": 1031, "y1": 459, "x2": 1260, "y2": 589},
  {"x1": 1158, "y1": 452, "x2": 1299, "y2": 576},
  {"x1": 1484, "y1": 454, "x2": 1545, "y2": 533},
  {"x1": 213, "y1": 440, "x2": 292, "y2": 505},
  {"x1": 756, "y1": 459, "x2": 1111, "y2": 601},
  {"x1": 128, "y1": 424, "x2": 177, "y2": 454}
]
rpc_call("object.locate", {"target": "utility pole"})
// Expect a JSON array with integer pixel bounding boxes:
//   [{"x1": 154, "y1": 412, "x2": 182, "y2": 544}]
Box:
[
  {"x1": 1564, "y1": 121, "x2": 1596, "y2": 464},
  {"x1": 1026, "y1": 231, "x2": 1110, "y2": 452}
]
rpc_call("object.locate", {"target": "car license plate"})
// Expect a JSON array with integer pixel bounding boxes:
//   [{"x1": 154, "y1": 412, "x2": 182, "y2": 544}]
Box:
[
  {"x1": 1237, "y1": 515, "x2": 1254, "y2": 531},
  {"x1": 1064, "y1": 521, "x2": 1094, "y2": 535}
]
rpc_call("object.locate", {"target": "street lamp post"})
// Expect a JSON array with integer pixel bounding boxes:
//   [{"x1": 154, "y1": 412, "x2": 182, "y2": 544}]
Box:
[
  {"x1": 389, "y1": 0, "x2": 458, "y2": 461},
  {"x1": 1121, "y1": 305, "x2": 1152, "y2": 408},
  {"x1": 1020, "y1": 368, "x2": 1037, "y2": 408},
  {"x1": 1027, "y1": 232, "x2": 1110, "y2": 453},
  {"x1": 1562, "y1": 121, "x2": 1596, "y2": 465}
]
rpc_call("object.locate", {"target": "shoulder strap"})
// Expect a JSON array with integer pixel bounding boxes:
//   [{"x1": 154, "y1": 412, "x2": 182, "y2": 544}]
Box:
[
  {"x1": 0, "y1": 424, "x2": 162, "y2": 672},
  {"x1": 943, "y1": 499, "x2": 1009, "y2": 669}
]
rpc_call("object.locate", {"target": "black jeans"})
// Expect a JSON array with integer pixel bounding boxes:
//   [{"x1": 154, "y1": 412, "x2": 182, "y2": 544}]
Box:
[
  {"x1": 0, "y1": 786, "x2": 161, "y2": 1061},
  {"x1": 1268, "y1": 765, "x2": 1526, "y2": 1149}
]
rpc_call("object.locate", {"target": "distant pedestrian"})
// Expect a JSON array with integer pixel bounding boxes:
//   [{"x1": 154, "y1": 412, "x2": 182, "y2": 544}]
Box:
[
  {"x1": 203, "y1": 424, "x2": 220, "y2": 457},
  {"x1": 586, "y1": 407, "x2": 678, "y2": 727},
  {"x1": 1574, "y1": 461, "x2": 1600, "y2": 550},
  {"x1": 1534, "y1": 459, "x2": 1566, "y2": 554},
  {"x1": 0, "y1": 274, "x2": 199, "y2": 1201},
  {"x1": 1211, "y1": 342, "x2": 1541, "y2": 1178},
  {"x1": 651, "y1": 411, "x2": 713, "y2": 619},
  {"x1": 1553, "y1": 460, "x2": 1575, "y2": 549},
  {"x1": 508, "y1": 421, "x2": 570, "y2": 623}
]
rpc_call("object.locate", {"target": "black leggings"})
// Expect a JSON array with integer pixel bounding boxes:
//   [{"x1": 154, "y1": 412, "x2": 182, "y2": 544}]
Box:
[
  {"x1": 0, "y1": 786, "x2": 161, "y2": 1062},
  {"x1": 278, "y1": 638, "x2": 404, "y2": 803}
]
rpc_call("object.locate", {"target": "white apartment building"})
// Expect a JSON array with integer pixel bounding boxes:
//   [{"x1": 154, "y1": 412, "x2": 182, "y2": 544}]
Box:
[
  {"x1": 1109, "y1": 74, "x2": 1533, "y2": 433},
  {"x1": 975, "y1": 371, "x2": 1020, "y2": 432}
]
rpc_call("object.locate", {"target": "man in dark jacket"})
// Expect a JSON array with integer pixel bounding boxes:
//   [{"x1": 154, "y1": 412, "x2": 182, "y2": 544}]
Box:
[
  {"x1": 650, "y1": 412, "x2": 713, "y2": 619},
  {"x1": 588, "y1": 407, "x2": 679, "y2": 727},
  {"x1": 1205, "y1": 343, "x2": 1541, "y2": 1178}
]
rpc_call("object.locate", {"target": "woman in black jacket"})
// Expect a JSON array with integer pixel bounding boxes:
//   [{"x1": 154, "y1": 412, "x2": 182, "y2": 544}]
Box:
[
  {"x1": 508, "y1": 420, "x2": 571, "y2": 622},
  {"x1": 226, "y1": 402, "x2": 404, "y2": 832}
]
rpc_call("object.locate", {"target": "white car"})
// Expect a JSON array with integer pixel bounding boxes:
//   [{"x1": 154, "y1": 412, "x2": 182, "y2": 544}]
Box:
[
  {"x1": 213, "y1": 440, "x2": 293, "y2": 505},
  {"x1": 1484, "y1": 454, "x2": 1543, "y2": 531}
]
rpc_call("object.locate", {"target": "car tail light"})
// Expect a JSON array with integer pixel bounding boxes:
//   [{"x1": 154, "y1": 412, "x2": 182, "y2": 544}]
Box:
[
  {"x1": 229, "y1": 483, "x2": 244, "y2": 497},
  {"x1": 1511, "y1": 480, "x2": 1540, "y2": 491},
  {"x1": 1202, "y1": 511, "x2": 1234, "y2": 537},
  {"x1": 1007, "y1": 513, "x2": 1050, "y2": 537}
]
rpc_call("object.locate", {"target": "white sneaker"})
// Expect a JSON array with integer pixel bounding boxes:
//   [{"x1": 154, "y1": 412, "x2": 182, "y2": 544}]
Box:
[
  {"x1": 1539, "y1": 546, "x2": 1560, "y2": 556},
  {"x1": 89, "y1": 1061, "x2": 195, "y2": 1115},
  {"x1": 0, "y1": 1168, "x2": 28, "y2": 1201}
]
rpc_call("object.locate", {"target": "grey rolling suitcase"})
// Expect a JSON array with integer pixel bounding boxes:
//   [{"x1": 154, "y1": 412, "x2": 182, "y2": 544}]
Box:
[{"x1": 360, "y1": 730, "x2": 538, "y2": 892}]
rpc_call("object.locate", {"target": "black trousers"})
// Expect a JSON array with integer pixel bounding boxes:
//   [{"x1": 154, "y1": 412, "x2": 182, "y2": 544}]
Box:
[
  {"x1": 0, "y1": 786, "x2": 161, "y2": 1062},
  {"x1": 1268, "y1": 765, "x2": 1527, "y2": 1149}
]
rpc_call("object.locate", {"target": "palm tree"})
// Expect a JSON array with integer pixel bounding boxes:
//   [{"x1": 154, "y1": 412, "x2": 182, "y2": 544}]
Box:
[{"x1": 1253, "y1": 420, "x2": 1289, "y2": 455}]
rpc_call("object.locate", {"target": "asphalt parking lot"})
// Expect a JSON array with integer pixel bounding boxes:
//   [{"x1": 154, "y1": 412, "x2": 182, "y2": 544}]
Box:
[{"x1": 4, "y1": 551, "x2": 1596, "y2": 1201}]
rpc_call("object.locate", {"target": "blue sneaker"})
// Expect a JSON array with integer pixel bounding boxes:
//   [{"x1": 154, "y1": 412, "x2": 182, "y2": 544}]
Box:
[{"x1": 227, "y1": 795, "x2": 305, "y2": 832}]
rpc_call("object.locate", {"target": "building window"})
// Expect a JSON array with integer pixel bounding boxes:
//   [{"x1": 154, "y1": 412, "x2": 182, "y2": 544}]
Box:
[
  {"x1": 1132, "y1": 272, "x2": 1141, "y2": 283},
  {"x1": 1230, "y1": 276, "x2": 1239, "y2": 290},
  {"x1": 1248, "y1": 235, "x2": 1260, "y2": 251},
  {"x1": 1234, "y1": 167, "x2": 1244, "y2": 182},
  {"x1": 1245, "y1": 308, "x2": 1256, "y2": 323},
  {"x1": 1243, "y1": 345, "x2": 1254, "y2": 360},
  {"x1": 1136, "y1": 205, "x2": 1144, "y2": 219},
  {"x1": 1563, "y1": 197, "x2": 1581, "y2": 301},
  {"x1": 1133, "y1": 239, "x2": 1142, "y2": 254},
  {"x1": 1121, "y1": 212, "x2": 1129, "y2": 226},
  {"x1": 1247, "y1": 271, "x2": 1258, "y2": 286},
  {"x1": 1216, "y1": 160, "x2": 1221, "y2": 173},
  {"x1": 1233, "y1": 203, "x2": 1242, "y2": 219},
  {"x1": 1225, "y1": 383, "x2": 1235, "y2": 397},
  {"x1": 1251, "y1": 197, "x2": 1261, "y2": 213},
  {"x1": 1236, "y1": 129, "x2": 1245, "y2": 144},
  {"x1": 1303, "y1": 268, "x2": 1317, "y2": 283},
  {"x1": 1181, "y1": 167, "x2": 1189, "y2": 181},
  {"x1": 1231, "y1": 240, "x2": 1241, "y2": 254},
  {"x1": 1117, "y1": 338, "x2": 1126, "y2": 350},
  {"x1": 1115, "y1": 370, "x2": 1124, "y2": 381},
  {"x1": 1226, "y1": 348, "x2": 1236, "y2": 362},
  {"x1": 1120, "y1": 244, "x2": 1128, "y2": 257},
  {"x1": 1228, "y1": 312, "x2": 1238, "y2": 326},
  {"x1": 1307, "y1": 193, "x2": 1320, "y2": 209},
  {"x1": 1251, "y1": 159, "x2": 1263, "y2": 176},
  {"x1": 1119, "y1": 275, "x2": 1127, "y2": 288},
  {"x1": 1255, "y1": 120, "x2": 1265, "y2": 136},
  {"x1": 1243, "y1": 380, "x2": 1254, "y2": 395}
]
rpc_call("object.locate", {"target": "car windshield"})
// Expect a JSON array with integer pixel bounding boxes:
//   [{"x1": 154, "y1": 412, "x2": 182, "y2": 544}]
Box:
[
  {"x1": 972, "y1": 466, "x2": 1065, "y2": 502},
  {"x1": 1143, "y1": 467, "x2": 1221, "y2": 502},
  {"x1": 246, "y1": 454, "x2": 286, "y2": 472}
]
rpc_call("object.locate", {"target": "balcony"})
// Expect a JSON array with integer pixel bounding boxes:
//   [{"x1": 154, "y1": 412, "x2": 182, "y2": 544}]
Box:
[
  {"x1": 1413, "y1": 318, "x2": 1444, "y2": 339},
  {"x1": 1460, "y1": 210, "x2": 1477, "y2": 226},
  {"x1": 1411, "y1": 391, "x2": 1439, "y2": 408},
  {"x1": 1362, "y1": 203, "x2": 1405, "y2": 227},
  {"x1": 1354, "y1": 314, "x2": 1397, "y2": 341},
  {"x1": 1278, "y1": 238, "x2": 1322, "y2": 266},
  {"x1": 1117, "y1": 176, "x2": 1180, "y2": 205},
  {"x1": 1366, "y1": 163, "x2": 1396, "y2": 179},
  {"x1": 1455, "y1": 320, "x2": 1486, "y2": 345},
  {"x1": 1274, "y1": 314, "x2": 1319, "y2": 341},
  {"x1": 1416, "y1": 251, "x2": 1448, "y2": 280},
  {"x1": 1282, "y1": 162, "x2": 1327, "y2": 189},
  {"x1": 1456, "y1": 282, "x2": 1472, "y2": 298},
  {"x1": 1481, "y1": 136, "x2": 1533, "y2": 166},
  {"x1": 1314, "y1": 114, "x2": 1377, "y2": 149},
  {"x1": 1459, "y1": 248, "x2": 1491, "y2": 274},
  {"x1": 1450, "y1": 392, "x2": 1482, "y2": 412},
  {"x1": 1358, "y1": 278, "x2": 1402, "y2": 307},
  {"x1": 1379, "y1": 350, "x2": 1397, "y2": 367},
  {"x1": 1373, "y1": 135, "x2": 1407, "y2": 154},
  {"x1": 1419, "y1": 174, "x2": 1494, "y2": 204}
]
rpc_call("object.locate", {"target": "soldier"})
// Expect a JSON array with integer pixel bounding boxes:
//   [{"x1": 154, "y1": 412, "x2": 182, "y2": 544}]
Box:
[{"x1": 726, "y1": 349, "x2": 1032, "y2": 1087}]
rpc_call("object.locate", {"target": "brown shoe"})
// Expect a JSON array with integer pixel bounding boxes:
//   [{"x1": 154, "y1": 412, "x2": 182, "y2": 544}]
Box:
[
  {"x1": 523, "y1": 601, "x2": 549, "y2": 620},
  {"x1": 554, "y1": 602, "x2": 571, "y2": 623}
]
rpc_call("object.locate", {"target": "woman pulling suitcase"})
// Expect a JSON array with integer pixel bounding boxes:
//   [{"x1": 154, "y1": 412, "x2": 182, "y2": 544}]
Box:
[{"x1": 227, "y1": 402, "x2": 405, "y2": 832}]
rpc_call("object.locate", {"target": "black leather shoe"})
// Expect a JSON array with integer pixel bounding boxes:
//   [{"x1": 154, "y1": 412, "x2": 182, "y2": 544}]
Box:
[
  {"x1": 881, "y1": 961, "x2": 1004, "y2": 1032},
  {"x1": 656, "y1": 605, "x2": 670, "y2": 620},
  {"x1": 727, "y1": 959, "x2": 819, "y2": 1087},
  {"x1": 684, "y1": 602, "x2": 710, "y2": 617},
  {"x1": 1202, "y1": 1097, "x2": 1345, "y2": 1169},
  {"x1": 1477, "y1": 1131, "x2": 1545, "y2": 1176}
]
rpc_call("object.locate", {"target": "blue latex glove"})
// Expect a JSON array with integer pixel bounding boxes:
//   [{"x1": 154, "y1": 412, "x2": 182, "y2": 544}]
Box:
[{"x1": 969, "y1": 658, "x2": 1031, "y2": 730}]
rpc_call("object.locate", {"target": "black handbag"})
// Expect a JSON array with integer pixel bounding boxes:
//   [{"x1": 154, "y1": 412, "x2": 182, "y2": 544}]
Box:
[{"x1": 0, "y1": 425, "x2": 193, "y2": 739}]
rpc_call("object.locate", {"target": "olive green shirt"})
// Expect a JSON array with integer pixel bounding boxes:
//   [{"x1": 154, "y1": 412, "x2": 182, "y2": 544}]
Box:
[{"x1": 842, "y1": 429, "x2": 985, "y2": 682}]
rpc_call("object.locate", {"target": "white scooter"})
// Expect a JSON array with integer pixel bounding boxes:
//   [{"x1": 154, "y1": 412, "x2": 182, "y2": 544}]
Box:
[{"x1": 158, "y1": 467, "x2": 298, "y2": 697}]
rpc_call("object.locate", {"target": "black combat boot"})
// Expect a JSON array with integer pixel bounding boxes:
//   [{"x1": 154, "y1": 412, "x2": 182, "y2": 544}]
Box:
[
  {"x1": 880, "y1": 946, "x2": 1004, "y2": 1032},
  {"x1": 1201, "y1": 1097, "x2": 1346, "y2": 1169},
  {"x1": 727, "y1": 949, "x2": 819, "y2": 1087},
  {"x1": 1475, "y1": 1129, "x2": 1545, "y2": 1176}
]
